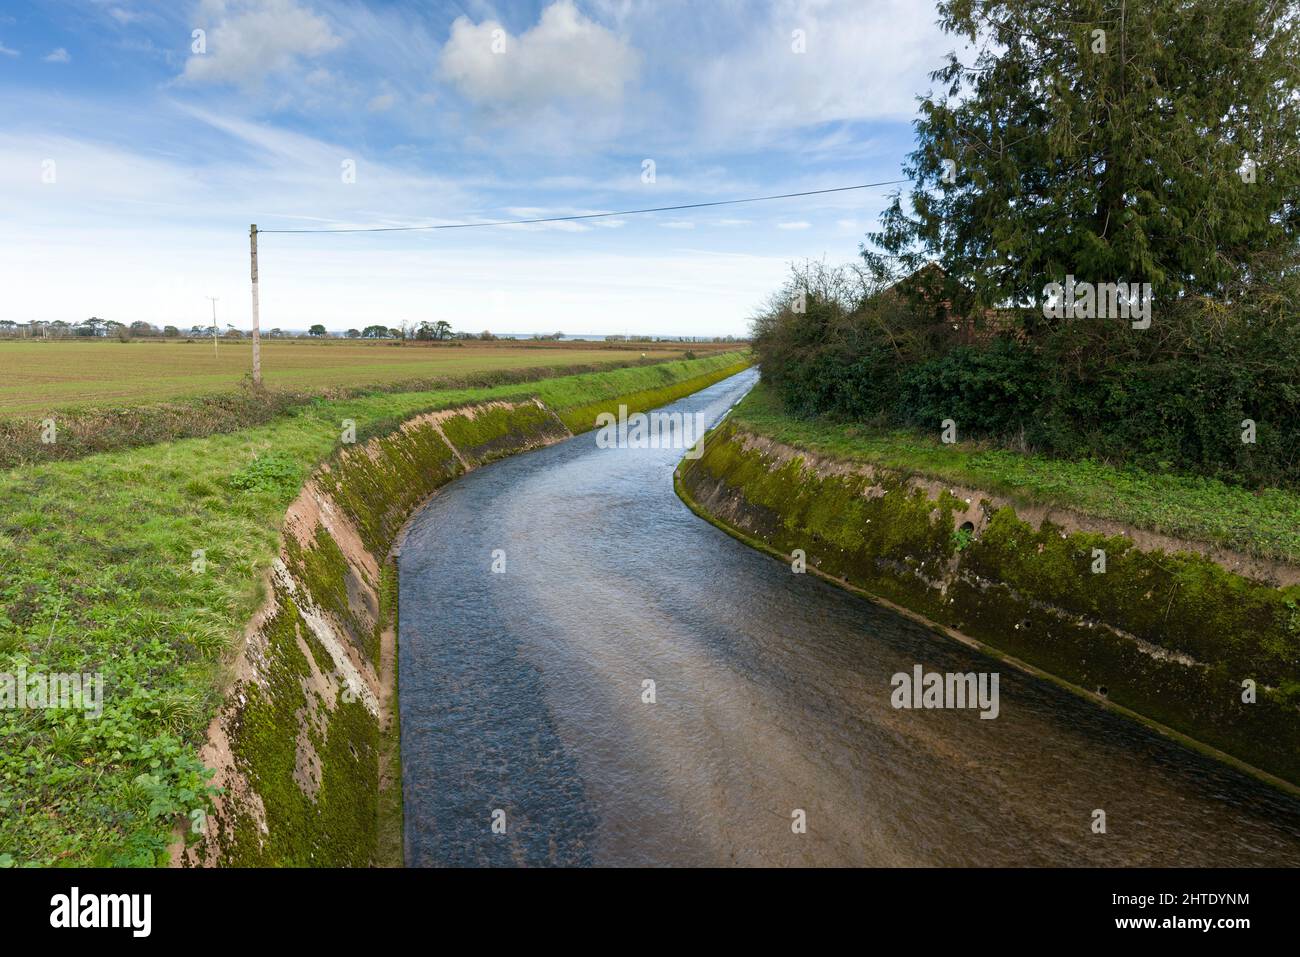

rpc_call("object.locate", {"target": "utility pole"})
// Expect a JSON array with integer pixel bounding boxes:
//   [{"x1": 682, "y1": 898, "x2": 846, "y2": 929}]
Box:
[
  {"x1": 205, "y1": 296, "x2": 220, "y2": 358},
  {"x1": 249, "y1": 224, "x2": 262, "y2": 388}
]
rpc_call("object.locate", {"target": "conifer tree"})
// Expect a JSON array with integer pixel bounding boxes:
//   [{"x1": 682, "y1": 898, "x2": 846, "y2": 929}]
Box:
[{"x1": 866, "y1": 0, "x2": 1300, "y2": 308}]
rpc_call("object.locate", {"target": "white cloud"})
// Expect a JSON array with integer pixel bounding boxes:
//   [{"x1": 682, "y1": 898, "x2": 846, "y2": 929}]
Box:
[
  {"x1": 501, "y1": 220, "x2": 591, "y2": 233},
  {"x1": 0, "y1": 106, "x2": 799, "y2": 336},
  {"x1": 3, "y1": 1, "x2": 919, "y2": 336},
  {"x1": 0, "y1": 41, "x2": 18, "y2": 57},
  {"x1": 439, "y1": 0, "x2": 640, "y2": 110},
  {"x1": 490, "y1": 205, "x2": 587, "y2": 231},
  {"x1": 181, "y1": 0, "x2": 342, "y2": 91},
  {"x1": 691, "y1": 0, "x2": 952, "y2": 140},
  {"x1": 43, "y1": 48, "x2": 71, "y2": 63}
]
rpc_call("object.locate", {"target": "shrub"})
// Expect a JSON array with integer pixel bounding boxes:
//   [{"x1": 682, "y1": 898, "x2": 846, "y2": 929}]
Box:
[
  {"x1": 227, "y1": 453, "x2": 304, "y2": 495},
  {"x1": 751, "y1": 259, "x2": 1300, "y2": 488},
  {"x1": 898, "y1": 339, "x2": 1043, "y2": 439}
]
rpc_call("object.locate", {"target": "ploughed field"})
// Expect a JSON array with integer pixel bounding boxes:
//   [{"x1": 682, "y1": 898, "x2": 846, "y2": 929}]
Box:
[{"x1": 0, "y1": 339, "x2": 722, "y2": 414}]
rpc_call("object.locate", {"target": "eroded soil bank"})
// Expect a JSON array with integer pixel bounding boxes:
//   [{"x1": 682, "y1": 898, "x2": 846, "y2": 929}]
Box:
[{"x1": 677, "y1": 423, "x2": 1300, "y2": 790}]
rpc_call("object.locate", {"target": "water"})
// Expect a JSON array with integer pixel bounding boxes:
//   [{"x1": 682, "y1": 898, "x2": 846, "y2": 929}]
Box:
[{"x1": 398, "y1": 369, "x2": 1300, "y2": 866}]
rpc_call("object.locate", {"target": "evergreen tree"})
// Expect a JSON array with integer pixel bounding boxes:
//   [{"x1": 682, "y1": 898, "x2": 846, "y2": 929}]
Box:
[{"x1": 866, "y1": 0, "x2": 1300, "y2": 308}]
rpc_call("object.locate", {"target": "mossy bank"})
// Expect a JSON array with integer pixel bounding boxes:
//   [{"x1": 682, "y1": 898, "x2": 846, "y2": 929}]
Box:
[
  {"x1": 0, "y1": 351, "x2": 747, "y2": 867},
  {"x1": 180, "y1": 357, "x2": 750, "y2": 865},
  {"x1": 677, "y1": 416, "x2": 1300, "y2": 791}
]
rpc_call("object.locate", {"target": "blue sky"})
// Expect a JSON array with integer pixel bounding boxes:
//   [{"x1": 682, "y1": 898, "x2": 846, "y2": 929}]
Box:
[{"x1": 0, "y1": 0, "x2": 951, "y2": 335}]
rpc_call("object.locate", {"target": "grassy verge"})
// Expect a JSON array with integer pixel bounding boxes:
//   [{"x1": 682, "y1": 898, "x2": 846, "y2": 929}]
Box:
[
  {"x1": 0, "y1": 352, "x2": 748, "y2": 867},
  {"x1": 733, "y1": 382, "x2": 1300, "y2": 565}
]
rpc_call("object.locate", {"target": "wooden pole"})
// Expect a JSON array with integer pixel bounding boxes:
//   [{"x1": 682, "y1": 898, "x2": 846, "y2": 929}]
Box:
[
  {"x1": 206, "y1": 296, "x2": 219, "y2": 357},
  {"x1": 249, "y1": 224, "x2": 262, "y2": 388}
]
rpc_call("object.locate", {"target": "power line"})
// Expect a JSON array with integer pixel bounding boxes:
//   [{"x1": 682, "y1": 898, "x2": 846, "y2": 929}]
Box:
[{"x1": 256, "y1": 180, "x2": 911, "y2": 234}]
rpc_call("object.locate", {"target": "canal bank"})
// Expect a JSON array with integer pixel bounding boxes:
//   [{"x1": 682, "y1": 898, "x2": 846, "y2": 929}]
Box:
[
  {"x1": 179, "y1": 355, "x2": 750, "y2": 866},
  {"x1": 676, "y1": 404, "x2": 1300, "y2": 793},
  {"x1": 396, "y1": 368, "x2": 1300, "y2": 866}
]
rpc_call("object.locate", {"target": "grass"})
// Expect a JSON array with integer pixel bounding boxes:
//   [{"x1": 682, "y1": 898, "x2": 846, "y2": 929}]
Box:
[
  {"x1": 0, "y1": 338, "x2": 731, "y2": 414},
  {"x1": 731, "y1": 382, "x2": 1300, "y2": 565},
  {"x1": 0, "y1": 349, "x2": 742, "y2": 470},
  {"x1": 0, "y1": 352, "x2": 748, "y2": 867}
]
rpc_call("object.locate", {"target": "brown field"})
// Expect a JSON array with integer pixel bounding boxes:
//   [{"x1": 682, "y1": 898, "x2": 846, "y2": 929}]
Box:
[{"x1": 0, "y1": 337, "x2": 735, "y2": 414}]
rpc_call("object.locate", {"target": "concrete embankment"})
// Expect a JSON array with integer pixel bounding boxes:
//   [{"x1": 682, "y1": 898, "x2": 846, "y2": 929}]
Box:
[
  {"x1": 181, "y1": 360, "x2": 749, "y2": 866},
  {"x1": 676, "y1": 422, "x2": 1300, "y2": 791}
]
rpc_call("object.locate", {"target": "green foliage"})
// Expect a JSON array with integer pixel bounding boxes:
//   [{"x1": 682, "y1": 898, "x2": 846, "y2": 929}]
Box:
[
  {"x1": 749, "y1": 0, "x2": 1300, "y2": 489},
  {"x1": 752, "y1": 255, "x2": 1300, "y2": 487},
  {"x1": 900, "y1": 339, "x2": 1044, "y2": 439},
  {"x1": 0, "y1": 388, "x2": 309, "y2": 470},
  {"x1": 1022, "y1": 307, "x2": 1300, "y2": 486},
  {"x1": 867, "y1": 0, "x2": 1300, "y2": 307},
  {"x1": 227, "y1": 452, "x2": 304, "y2": 495}
]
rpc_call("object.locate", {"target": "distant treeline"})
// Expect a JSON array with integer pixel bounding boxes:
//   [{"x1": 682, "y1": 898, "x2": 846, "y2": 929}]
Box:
[{"x1": 0, "y1": 319, "x2": 747, "y2": 344}]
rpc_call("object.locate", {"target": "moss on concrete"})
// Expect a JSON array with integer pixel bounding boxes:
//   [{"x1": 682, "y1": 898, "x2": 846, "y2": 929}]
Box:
[
  {"x1": 439, "y1": 401, "x2": 568, "y2": 465},
  {"x1": 557, "y1": 360, "x2": 753, "y2": 434},
  {"x1": 221, "y1": 591, "x2": 377, "y2": 866},
  {"x1": 315, "y1": 421, "x2": 463, "y2": 557},
  {"x1": 284, "y1": 525, "x2": 379, "y2": 667},
  {"x1": 375, "y1": 558, "x2": 403, "y2": 869},
  {"x1": 679, "y1": 421, "x2": 1300, "y2": 788},
  {"x1": 206, "y1": 364, "x2": 753, "y2": 866}
]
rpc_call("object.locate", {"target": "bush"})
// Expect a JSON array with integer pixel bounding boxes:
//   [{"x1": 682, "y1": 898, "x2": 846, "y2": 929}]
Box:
[
  {"x1": 751, "y1": 259, "x2": 1300, "y2": 488},
  {"x1": 899, "y1": 339, "x2": 1043, "y2": 439},
  {"x1": 227, "y1": 452, "x2": 304, "y2": 495}
]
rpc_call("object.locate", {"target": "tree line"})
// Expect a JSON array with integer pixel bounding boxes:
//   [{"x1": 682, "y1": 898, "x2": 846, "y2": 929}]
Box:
[{"x1": 753, "y1": 0, "x2": 1300, "y2": 489}]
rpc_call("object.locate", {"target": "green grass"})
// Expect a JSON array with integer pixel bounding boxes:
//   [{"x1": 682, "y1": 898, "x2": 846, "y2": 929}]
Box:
[
  {"x1": 731, "y1": 382, "x2": 1300, "y2": 565},
  {"x1": 0, "y1": 352, "x2": 747, "y2": 867}
]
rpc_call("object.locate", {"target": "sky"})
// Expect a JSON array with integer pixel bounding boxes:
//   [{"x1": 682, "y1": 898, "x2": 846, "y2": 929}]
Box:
[{"x1": 0, "y1": 0, "x2": 953, "y2": 337}]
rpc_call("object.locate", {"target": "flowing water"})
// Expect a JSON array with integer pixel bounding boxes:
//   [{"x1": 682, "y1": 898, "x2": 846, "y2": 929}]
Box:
[{"x1": 398, "y1": 369, "x2": 1300, "y2": 867}]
